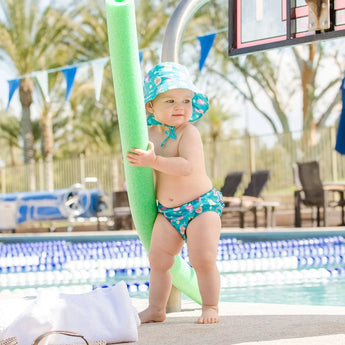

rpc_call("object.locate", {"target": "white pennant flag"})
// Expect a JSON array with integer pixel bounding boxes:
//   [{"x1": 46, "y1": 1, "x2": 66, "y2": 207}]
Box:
[
  {"x1": 34, "y1": 71, "x2": 50, "y2": 102},
  {"x1": 91, "y1": 57, "x2": 109, "y2": 101}
]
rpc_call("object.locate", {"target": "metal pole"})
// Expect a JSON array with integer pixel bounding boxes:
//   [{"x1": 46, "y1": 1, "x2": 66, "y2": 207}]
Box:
[{"x1": 161, "y1": 0, "x2": 210, "y2": 62}]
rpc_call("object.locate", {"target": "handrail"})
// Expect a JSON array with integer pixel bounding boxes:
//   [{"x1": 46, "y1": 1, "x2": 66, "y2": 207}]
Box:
[{"x1": 161, "y1": 0, "x2": 210, "y2": 62}]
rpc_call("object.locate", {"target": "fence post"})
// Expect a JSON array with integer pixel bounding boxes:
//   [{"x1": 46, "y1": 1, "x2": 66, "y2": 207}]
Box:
[
  {"x1": 80, "y1": 154, "x2": 85, "y2": 182},
  {"x1": 248, "y1": 134, "x2": 256, "y2": 174},
  {"x1": 1, "y1": 168, "x2": 5, "y2": 194},
  {"x1": 330, "y1": 126, "x2": 338, "y2": 181},
  {"x1": 112, "y1": 158, "x2": 120, "y2": 191},
  {"x1": 38, "y1": 159, "x2": 44, "y2": 191}
]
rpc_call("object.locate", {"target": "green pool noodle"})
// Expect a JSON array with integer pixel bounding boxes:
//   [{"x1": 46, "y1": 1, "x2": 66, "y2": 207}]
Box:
[{"x1": 105, "y1": 0, "x2": 202, "y2": 304}]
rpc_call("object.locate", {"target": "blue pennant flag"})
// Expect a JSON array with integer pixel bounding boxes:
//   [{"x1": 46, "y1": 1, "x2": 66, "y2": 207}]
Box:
[
  {"x1": 139, "y1": 50, "x2": 143, "y2": 63},
  {"x1": 335, "y1": 77, "x2": 345, "y2": 155},
  {"x1": 62, "y1": 66, "x2": 77, "y2": 101},
  {"x1": 197, "y1": 33, "x2": 216, "y2": 72},
  {"x1": 6, "y1": 79, "x2": 20, "y2": 110}
]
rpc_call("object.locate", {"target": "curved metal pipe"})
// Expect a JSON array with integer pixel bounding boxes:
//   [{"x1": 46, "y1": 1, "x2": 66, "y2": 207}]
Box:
[{"x1": 161, "y1": 0, "x2": 210, "y2": 62}]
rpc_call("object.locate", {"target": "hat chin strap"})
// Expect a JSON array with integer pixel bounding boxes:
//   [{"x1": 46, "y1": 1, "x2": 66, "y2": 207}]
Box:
[
  {"x1": 161, "y1": 126, "x2": 177, "y2": 146},
  {"x1": 147, "y1": 114, "x2": 177, "y2": 146}
]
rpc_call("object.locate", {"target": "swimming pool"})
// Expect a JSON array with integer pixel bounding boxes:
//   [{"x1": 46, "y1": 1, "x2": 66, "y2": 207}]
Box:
[
  {"x1": 217, "y1": 234, "x2": 345, "y2": 306},
  {"x1": 0, "y1": 232, "x2": 344, "y2": 307}
]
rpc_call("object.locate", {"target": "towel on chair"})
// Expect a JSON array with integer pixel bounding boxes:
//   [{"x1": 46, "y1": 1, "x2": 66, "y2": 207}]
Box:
[{"x1": 2, "y1": 281, "x2": 140, "y2": 345}]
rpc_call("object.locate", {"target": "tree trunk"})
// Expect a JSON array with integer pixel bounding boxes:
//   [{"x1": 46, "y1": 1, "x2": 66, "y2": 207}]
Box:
[
  {"x1": 300, "y1": 44, "x2": 319, "y2": 149},
  {"x1": 19, "y1": 78, "x2": 36, "y2": 191},
  {"x1": 41, "y1": 108, "x2": 54, "y2": 191},
  {"x1": 301, "y1": 44, "x2": 316, "y2": 130},
  {"x1": 9, "y1": 144, "x2": 17, "y2": 166}
]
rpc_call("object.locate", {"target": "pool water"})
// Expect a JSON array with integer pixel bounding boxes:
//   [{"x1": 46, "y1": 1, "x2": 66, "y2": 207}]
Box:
[
  {"x1": 220, "y1": 281, "x2": 345, "y2": 306},
  {"x1": 0, "y1": 235, "x2": 344, "y2": 307},
  {"x1": 217, "y1": 235, "x2": 345, "y2": 306}
]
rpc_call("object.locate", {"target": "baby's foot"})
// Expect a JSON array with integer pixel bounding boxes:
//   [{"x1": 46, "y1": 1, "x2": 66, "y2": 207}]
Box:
[
  {"x1": 197, "y1": 305, "x2": 219, "y2": 324},
  {"x1": 139, "y1": 307, "x2": 166, "y2": 324}
]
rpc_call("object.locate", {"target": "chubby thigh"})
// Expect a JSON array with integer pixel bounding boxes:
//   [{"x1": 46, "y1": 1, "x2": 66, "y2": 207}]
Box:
[
  {"x1": 148, "y1": 213, "x2": 185, "y2": 270},
  {"x1": 186, "y1": 211, "x2": 221, "y2": 268}
]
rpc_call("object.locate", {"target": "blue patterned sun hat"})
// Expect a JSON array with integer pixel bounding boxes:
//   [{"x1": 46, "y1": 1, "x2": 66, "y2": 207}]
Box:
[{"x1": 143, "y1": 62, "x2": 209, "y2": 123}]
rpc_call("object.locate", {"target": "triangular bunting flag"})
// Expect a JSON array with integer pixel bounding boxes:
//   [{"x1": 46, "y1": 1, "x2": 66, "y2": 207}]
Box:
[
  {"x1": 6, "y1": 79, "x2": 20, "y2": 110},
  {"x1": 34, "y1": 71, "x2": 50, "y2": 102},
  {"x1": 139, "y1": 51, "x2": 143, "y2": 63},
  {"x1": 62, "y1": 66, "x2": 77, "y2": 101},
  {"x1": 197, "y1": 33, "x2": 216, "y2": 72},
  {"x1": 91, "y1": 57, "x2": 109, "y2": 102}
]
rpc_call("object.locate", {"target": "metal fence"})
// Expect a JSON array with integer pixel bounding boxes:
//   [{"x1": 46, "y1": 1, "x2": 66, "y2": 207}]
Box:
[
  {"x1": 204, "y1": 126, "x2": 345, "y2": 194},
  {"x1": 1, "y1": 126, "x2": 345, "y2": 199}
]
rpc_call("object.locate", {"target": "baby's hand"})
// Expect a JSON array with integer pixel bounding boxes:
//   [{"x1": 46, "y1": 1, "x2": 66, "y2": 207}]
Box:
[{"x1": 126, "y1": 141, "x2": 156, "y2": 167}]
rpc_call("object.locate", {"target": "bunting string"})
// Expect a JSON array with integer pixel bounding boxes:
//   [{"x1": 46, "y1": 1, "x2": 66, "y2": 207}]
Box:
[{"x1": 3, "y1": 28, "x2": 227, "y2": 110}]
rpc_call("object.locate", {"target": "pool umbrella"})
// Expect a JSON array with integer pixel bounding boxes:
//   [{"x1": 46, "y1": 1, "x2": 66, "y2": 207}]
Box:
[{"x1": 335, "y1": 76, "x2": 345, "y2": 154}]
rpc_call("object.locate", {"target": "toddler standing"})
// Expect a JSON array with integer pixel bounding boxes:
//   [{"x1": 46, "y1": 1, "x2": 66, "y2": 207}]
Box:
[{"x1": 126, "y1": 62, "x2": 224, "y2": 324}]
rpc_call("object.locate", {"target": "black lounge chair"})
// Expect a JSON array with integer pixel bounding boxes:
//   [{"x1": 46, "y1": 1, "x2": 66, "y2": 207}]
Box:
[
  {"x1": 112, "y1": 191, "x2": 134, "y2": 230},
  {"x1": 293, "y1": 161, "x2": 345, "y2": 227},
  {"x1": 220, "y1": 171, "x2": 245, "y2": 197},
  {"x1": 222, "y1": 170, "x2": 279, "y2": 228}
]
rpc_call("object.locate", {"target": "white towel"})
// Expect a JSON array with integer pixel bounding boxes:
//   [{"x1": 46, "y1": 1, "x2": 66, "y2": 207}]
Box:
[
  {"x1": 3, "y1": 281, "x2": 140, "y2": 345},
  {"x1": 2, "y1": 294, "x2": 55, "y2": 345}
]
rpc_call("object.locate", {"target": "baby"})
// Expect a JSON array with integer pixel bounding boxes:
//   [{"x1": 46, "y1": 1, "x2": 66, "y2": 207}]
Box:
[{"x1": 126, "y1": 62, "x2": 224, "y2": 324}]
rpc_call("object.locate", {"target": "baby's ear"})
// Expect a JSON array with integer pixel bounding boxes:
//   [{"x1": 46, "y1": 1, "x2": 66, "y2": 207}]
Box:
[{"x1": 145, "y1": 101, "x2": 153, "y2": 114}]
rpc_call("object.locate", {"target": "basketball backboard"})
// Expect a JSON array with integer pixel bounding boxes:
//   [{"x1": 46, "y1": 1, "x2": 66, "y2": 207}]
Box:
[{"x1": 228, "y1": 0, "x2": 345, "y2": 56}]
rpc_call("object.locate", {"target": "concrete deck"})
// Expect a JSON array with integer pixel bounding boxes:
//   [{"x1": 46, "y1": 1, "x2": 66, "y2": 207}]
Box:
[{"x1": 128, "y1": 298, "x2": 345, "y2": 345}]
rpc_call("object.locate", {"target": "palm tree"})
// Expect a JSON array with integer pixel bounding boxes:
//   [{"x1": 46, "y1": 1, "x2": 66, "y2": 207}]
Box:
[{"x1": 0, "y1": 0, "x2": 83, "y2": 190}]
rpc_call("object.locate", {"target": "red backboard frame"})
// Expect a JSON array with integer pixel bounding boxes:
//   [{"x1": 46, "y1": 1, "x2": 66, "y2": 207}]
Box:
[{"x1": 229, "y1": 0, "x2": 345, "y2": 56}]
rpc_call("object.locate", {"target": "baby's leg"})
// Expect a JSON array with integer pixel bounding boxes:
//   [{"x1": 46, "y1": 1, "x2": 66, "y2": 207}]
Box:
[
  {"x1": 187, "y1": 212, "x2": 221, "y2": 324},
  {"x1": 139, "y1": 214, "x2": 184, "y2": 323}
]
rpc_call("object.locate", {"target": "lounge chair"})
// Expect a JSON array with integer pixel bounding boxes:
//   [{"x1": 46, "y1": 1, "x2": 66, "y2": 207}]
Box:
[
  {"x1": 293, "y1": 161, "x2": 345, "y2": 227},
  {"x1": 220, "y1": 171, "x2": 245, "y2": 197},
  {"x1": 222, "y1": 170, "x2": 279, "y2": 228},
  {"x1": 112, "y1": 191, "x2": 134, "y2": 230}
]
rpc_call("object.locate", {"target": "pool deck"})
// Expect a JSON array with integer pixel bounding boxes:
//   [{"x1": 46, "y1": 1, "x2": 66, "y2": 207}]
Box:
[
  {"x1": 1, "y1": 226, "x2": 345, "y2": 344},
  {"x1": 129, "y1": 298, "x2": 345, "y2": 345}
]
